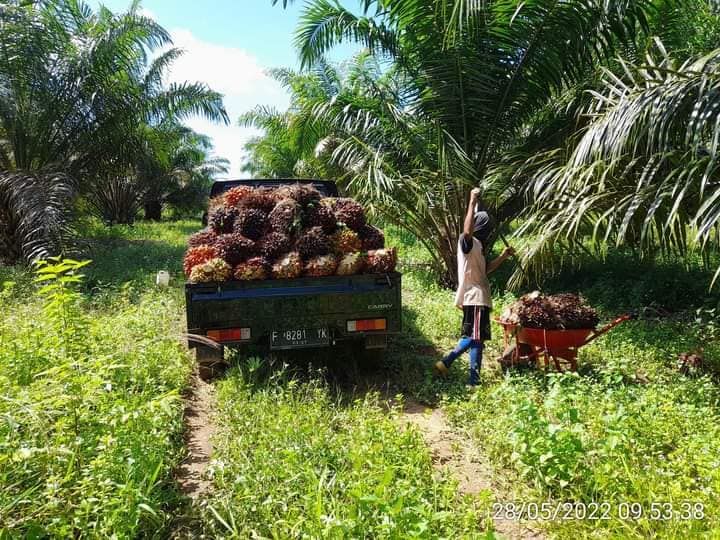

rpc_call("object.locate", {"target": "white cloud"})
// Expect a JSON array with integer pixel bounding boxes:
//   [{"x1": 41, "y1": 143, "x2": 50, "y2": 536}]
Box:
[{"x1": 163, "y1": 29, "x2": 289, "y2": 177}]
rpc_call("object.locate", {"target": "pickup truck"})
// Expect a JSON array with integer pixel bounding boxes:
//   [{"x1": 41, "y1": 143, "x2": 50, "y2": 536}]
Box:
[{"x1": 186, "y1": 179, "x2": 402, "y2": 367}]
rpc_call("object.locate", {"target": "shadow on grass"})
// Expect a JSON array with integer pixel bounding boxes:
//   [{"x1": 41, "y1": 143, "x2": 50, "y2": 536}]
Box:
[
  {"x1": 220, "y1": 300, "x2": 477, "y2": 407},
  {"x1": 81, "y1": 237, "x2": 187, "y2": 292}
]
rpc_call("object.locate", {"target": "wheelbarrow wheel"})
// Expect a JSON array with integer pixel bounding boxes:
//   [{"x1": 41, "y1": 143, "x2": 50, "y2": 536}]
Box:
[{"x1": 497, "y1": 343, "x2": 536, "y2": 370}]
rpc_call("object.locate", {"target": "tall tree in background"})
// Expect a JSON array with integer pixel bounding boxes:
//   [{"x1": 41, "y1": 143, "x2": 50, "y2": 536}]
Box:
[
  {"x1": 274, "y1": 0, "x2": 659, "y2": 283},
  {"x1": 0, "y1": 0, "x2": 229, "y2": 260}
]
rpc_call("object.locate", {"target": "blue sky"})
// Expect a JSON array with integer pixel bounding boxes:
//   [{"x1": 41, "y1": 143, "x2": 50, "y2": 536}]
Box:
[{"x1": 97, "y1": 1, "x2": 361, "y2": 176}]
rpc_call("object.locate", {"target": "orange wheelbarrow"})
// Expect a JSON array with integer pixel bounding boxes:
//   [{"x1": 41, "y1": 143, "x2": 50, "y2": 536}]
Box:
[{"x1": 495, "y1": 314, "x2": 634, "y2": 371}]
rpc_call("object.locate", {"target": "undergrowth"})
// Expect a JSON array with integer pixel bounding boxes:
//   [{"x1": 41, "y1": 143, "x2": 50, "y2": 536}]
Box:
[
  {"x1": 201, "y1": 366, "x2": 489, "y2": 538},
  {"x1": 0, "y1": 224, "x2": 192, "y2": 537}
]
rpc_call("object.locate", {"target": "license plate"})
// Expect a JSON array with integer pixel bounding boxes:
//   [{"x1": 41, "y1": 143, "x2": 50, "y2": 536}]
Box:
[{"x1": 270, "y1": 327, "x2": 330, "y2": 350}]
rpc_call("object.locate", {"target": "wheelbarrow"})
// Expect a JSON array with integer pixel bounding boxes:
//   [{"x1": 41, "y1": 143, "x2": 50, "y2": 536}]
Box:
[{"x1": 495, "y1": 314, "x2": 634, "y2": 371}]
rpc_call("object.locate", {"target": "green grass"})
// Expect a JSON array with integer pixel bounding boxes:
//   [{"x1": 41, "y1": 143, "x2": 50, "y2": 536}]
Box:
[
  {"x1": 0, "y1": 221, "x2": 193, "y2": 538},
  {"x1": 380, "y1": 231, "x2": 720, "y2": 539},
  {"x1": 199, "y1": 368, "x2": 488, "y2": 538},
  {"x1": 2, "y1": 219, "x2": 719, "y2": 539}
]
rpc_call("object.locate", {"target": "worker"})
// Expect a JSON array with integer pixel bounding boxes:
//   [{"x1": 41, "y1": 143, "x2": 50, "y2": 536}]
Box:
[{"x1": 435, "y1": 188, "x2": 515, "y2": 386}]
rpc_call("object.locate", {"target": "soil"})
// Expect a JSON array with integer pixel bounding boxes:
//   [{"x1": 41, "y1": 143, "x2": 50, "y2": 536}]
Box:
[
  {"x1": 175, "y1": 372, "x2": 216, "y2": 500},
  {"x1": 398, "y1": 398, "x2": 546, "y2": 540}
]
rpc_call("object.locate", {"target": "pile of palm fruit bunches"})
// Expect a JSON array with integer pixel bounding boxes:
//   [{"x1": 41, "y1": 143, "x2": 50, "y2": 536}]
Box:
[
  {"x1": 500, "y1": 291, "x2": 600, "y2": 330},
  {"x1": 184, "y1": 184, "x2": 397, "y2": 283}
]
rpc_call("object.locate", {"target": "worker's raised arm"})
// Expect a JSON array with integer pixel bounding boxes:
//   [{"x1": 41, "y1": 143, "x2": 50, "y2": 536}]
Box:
[{"x1": 463, "y1": 189, "x2": 480, "y2": 240}]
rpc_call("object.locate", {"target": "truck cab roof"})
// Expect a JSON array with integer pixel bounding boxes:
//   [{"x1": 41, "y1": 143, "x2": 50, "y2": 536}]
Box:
[{"x1": 210, "y1": 179, "x2": 339, "y2": 199}]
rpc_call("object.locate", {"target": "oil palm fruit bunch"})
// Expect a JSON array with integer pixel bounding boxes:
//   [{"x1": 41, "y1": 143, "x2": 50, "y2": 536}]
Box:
[
  {"x1": 330, "y1": 228, "x2": 361, "y2": 255},
  {"x1": 366, "y1": 248, "x2": 398, "y2": 274},
  {"x1": 271, "y1": 251, "x2": 303, "y2": 279},
  {"x1": 296, "y1": 226, "x2": 330, "y2": 259},
  {"x1": 208, "y1": 195, "x2": 226, "y2": 211},
  {"x1": 234, "y1": 207, "x2": 268, "y2": 240},
  {"x1": 336, "y1": 252, "x2": 366, "y2": 276},
  {"x1": 501, "y1": 291, "x2": 599, "y2": 330},
  {"x1": 215, "y1": 233, "x2": 255, "y2": 266},
  {"x1": 269, "y1": 199, "x2": 300, "y2": 234},
  {"x1": 358, "y1": 225, "x2": 385, "y2": 250},
  {"x1": 305, "y1": 254, "x2": 338, "y2": 277},
  {"x1": 188, "y1": 228, "x2": 217, "y2": 248},
  {"x1": 189, "y1": 258, "x2": 231, "y2": 283},
  {"x1": 184, "y1": 245, "x2": 218, "y2": 276},
  {"x1": 234, "y1": 257, "x2": 270, "y2": 281},
  {"x1": 546, "y1": 293, "x2": 599, "y2": 329},
  {"x1": 333, "y1": 198, "x2": 366, "y2": 231},
  {"x1": 224, "y1": 186, "x2": 254, "y2": 207},
  {"x1": 277, "y1": 183, "x2": 321, "y2": 206},
  {"x1": 303, "y1": 203, "x2": 337, "y2": 232},
  {"x1": 257, "y1": 231, "x2": 291, "y2": 259},
  {"x1": 242, "y1": 188, "x2": 278, "y2": 212},
  {"x1": 208, "y1": 206, "x2": 239, "y2": 234}
]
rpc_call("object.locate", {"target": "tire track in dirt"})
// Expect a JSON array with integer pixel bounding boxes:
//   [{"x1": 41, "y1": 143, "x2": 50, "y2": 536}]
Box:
[
  {"x1": 176, "y1": 372, "x2": 216, "y2": 500},
  {"x1": 399, "y1": 398, "x2": 546, "y2": 540}
]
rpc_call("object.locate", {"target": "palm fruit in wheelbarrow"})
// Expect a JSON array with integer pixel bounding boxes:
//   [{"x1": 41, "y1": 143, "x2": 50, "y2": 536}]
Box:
[
  {"x1": 234, "y1": 207, "x2": 268, "y2": 240},
  {"x1": 189, "y1": 258, "x2": 231, "y2": 283},
  {"x1": 208, "y1": 206, "x2": 239, "y2": 234},
  {"x1": 215, "y1": 233, "x2": 255, "y2": 266},
  {"x1": 269, "y1": 199, "x2": 300, "y2": 234},
  {"x1": 366, "y1": 248, "x2": 397, "y2": 274},
  {"x1": 336, "y1": 252, "x2": 366, "y2": 276},
  {"x1": 234, "y1": 257, "x2": 270, "y2": 281},
  {"x1": 272, "y1": 251, "x2": 303, "y2": 279},
  {"x1": 223, "y1": 185, "x2": 254, "y2": 208},
  {"x1": 358, "y1": 225, "x2": 385, "y2": 250},
  {"x1": 184, "y1": 245, "x2": 218, "y2": 276},
  {"x1": 296, "y1": 226, "x2": 330, "y2": 258},
  {"x1": 501, "y1": 291, "x2": 599, "y2": 330},
  {"x1": 305, "y1": 254, "x2": 338, "y2": 277},
  {"x1": 330, "y1": 228, "x2": 362, "y2": 255},
  {"x1": 188, "y1": 228, "x2": 217, "y2": 248},
  {"x1": 333, "y1": 198, "x2": 366, "y2": 231},
  {"x1": 546, "y1": 293, "x2": 599, "y2": 329}
]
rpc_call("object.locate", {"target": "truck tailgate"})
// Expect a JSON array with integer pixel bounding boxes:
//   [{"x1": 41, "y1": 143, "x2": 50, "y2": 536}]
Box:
[{"x1": 186, "y1": 273, "x2": 402, "y2": 342}]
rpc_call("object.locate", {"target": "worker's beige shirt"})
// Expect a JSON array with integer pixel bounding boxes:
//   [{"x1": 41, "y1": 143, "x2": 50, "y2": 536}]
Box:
[{"x1": 454, "y1": 236, "x2": 492, "y2": 309}]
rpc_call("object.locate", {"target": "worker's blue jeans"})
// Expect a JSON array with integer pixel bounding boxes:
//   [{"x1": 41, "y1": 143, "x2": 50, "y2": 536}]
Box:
[{"x1": 442, "y1": 337, "x2": 484, "y2": 385}]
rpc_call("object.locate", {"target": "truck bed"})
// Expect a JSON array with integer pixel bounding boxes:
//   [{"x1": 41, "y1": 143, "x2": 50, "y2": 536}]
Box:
[{"x1": 186, "y1": 273, "x2": 402, "y2": 350}]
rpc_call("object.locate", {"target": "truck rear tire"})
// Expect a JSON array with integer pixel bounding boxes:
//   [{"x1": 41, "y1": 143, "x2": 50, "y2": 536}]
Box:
[{"x1": 195, "y1": 344, "x2": 225, "y2": 381}]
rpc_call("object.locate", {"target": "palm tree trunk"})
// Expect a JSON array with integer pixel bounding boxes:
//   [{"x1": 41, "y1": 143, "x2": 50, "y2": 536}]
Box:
[{"x1": 143, "y1": 200, "x2": 163, "y2": 221}]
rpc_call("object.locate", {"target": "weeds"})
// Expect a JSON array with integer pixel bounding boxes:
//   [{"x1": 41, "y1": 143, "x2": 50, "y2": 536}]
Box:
[
  {"x1": 0, "y1": 236, "x2": 191, "y2": 537},
  {"x1": 201, "y1": 368, "x2": 488, "y2": 538}
]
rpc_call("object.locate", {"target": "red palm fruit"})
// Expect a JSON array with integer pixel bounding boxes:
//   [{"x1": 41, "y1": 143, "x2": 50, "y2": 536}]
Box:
[
  {"x1": 296, "y1": 226, "x2": 330, "y2": 259},
  {"x1": 234, "y1": 207, "x2": 268, "y2": 240},
  {"x1": 183, "y1": 245, "x2": 218, "y2": 276},
  {"x1": 358, "y1": 225, "x2": 385, "y2": 250},
  {"x1": 215, "y1": 233, "x2": 255, "y2": 265},
  {"x1": 188, "y1": 228, "x2": 218, "y2": 248},
  {"x1": 224, "y1": 186, "x2": 254, "y2": 208}
]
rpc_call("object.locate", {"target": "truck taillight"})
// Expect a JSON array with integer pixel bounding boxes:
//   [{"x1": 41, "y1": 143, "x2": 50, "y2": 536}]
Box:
[
  {"x1": 347, "y1": 319, "x2": 387, "y2": 332},
  {"x1": 207, "y1": 328, "x2": 251, "y2": 342}
]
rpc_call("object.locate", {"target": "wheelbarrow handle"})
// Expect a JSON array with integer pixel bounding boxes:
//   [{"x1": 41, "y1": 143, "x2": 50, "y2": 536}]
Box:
[{"x1": 583, "y1": 313, "x2": 634, "y2": 347}]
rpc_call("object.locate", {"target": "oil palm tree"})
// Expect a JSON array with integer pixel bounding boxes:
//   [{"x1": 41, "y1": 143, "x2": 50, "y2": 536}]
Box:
[
  {"x1": 275, "y1": 0, "x2": 659, "y2": 282},
  {"x1": 511, "y1": 41, "x2": 720, "y2": 288},
  {"x1": 0, "y1": 0, "x2": 229, "y2": 257}
]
